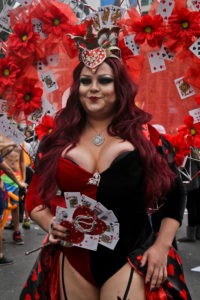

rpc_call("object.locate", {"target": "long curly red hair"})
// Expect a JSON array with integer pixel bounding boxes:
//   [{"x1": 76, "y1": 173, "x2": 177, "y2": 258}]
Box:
[{"x1": 37, "y1": 57, "x2": 176, "y2": 208}]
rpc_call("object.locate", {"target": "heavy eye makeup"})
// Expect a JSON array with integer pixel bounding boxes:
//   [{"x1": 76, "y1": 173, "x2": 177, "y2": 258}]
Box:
[{"x1": 80, "y1": 76, "x2": 114, "y2": 85}]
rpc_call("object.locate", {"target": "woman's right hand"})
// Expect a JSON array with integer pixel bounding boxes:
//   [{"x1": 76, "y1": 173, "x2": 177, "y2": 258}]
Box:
[{"x1": 49, "y1": 217, "x2": 71, "y2": 245}]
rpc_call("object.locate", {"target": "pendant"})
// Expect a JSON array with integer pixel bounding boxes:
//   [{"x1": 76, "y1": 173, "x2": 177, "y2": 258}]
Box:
[{"x1": 93, "y1": 134, "x2": 104, "y2": 146}]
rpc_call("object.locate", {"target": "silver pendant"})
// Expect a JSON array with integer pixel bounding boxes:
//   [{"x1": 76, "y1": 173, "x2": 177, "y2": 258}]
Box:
[{"x1": 93, "y1": 134, "x2": 104, "y2": 146}]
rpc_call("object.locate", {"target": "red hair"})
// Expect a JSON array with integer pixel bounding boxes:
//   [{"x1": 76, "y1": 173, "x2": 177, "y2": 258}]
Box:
[{"x1": 37, "y1": 57, "x2": 176, "y2": 208}]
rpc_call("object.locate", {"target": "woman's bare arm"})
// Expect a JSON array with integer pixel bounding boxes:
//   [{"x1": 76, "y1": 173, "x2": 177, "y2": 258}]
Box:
[
  {"x1": 140, "y1": 217, "x2": 179, "y2": 290},
  {"x1": 31, "y1": 205, "x2": 69, "y2": 244}
]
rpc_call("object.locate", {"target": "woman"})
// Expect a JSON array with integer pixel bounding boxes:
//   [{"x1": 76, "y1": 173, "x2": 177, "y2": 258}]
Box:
[{"x1": 21, "y1": 58, "x2": 190, "y2": 300}]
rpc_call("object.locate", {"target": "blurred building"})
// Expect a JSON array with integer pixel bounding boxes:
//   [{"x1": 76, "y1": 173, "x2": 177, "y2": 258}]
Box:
[{"x1": 140, "y1": 0, "x2": 155, "y2": 14}]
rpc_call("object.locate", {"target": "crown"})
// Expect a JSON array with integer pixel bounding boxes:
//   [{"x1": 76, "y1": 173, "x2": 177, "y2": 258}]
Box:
[{"x1": 68, "y1": 6, "x2": 125, "y2": 71}]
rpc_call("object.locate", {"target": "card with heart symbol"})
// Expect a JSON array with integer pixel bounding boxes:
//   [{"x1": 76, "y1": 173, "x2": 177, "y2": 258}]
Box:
[
  {"x1": 192, "y1": 0, "x2": 200, "y2": 11},
  {"x1": 156, "y1": 0, "x2": 175, "y2": 21}
]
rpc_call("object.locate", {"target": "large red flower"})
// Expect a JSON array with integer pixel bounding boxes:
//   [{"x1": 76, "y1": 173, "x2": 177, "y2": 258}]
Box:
[
  {"x1": 178, "y1": 115, "x2": 200, "y2": 148},
  {"x1": 0, "y1": 56, "x2": 20, "y2": 87},
  {"x1": 163, "y1": 133, "x2": 191, "y2": 166},
  {"x1": 14, "y1": 78, "x2": 43, "y2": 116},
  {"x1": 35, "y1": 115, "x2": 55, "y2": 140},
  {"x1": 123, "y1": 10, "x2": 165, "y2": 47},
  {"x1": 9, "y1": 22, "x2": 40, "y2": 54},
  {"x1": 165, "y1": 7, "x2": 200, "y2": 52},
  {"x1": 40, "y1": 5, "x2": 73, "y2": 36}
]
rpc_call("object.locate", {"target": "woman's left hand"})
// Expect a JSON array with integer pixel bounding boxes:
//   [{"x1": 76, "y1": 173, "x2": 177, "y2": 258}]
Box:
[{"x1": 140, "y1": 243, "x2": 168, "y2": 291}]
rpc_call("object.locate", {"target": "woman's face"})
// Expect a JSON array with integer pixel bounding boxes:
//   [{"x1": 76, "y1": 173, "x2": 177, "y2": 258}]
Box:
[{"x1": 79, "y1": 62, "x2": 116, "y2": 119}]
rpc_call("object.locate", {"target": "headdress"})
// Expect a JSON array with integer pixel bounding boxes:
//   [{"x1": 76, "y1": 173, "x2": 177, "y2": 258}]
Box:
[
  {"x1": 69, "y1": 26, "x2": 121, "y2": 71},
  {"x1": 66, "y1": 5, "x2": 126, "y2": 72}
]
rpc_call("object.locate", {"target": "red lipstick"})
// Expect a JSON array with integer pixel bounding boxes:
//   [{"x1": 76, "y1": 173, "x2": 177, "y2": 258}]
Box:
[{"x1": 89, "y1": 97, "x2": 100, "y2": 102}]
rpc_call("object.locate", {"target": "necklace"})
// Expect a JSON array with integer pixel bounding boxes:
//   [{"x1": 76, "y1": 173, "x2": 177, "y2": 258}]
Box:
[
  {"x1": 93, "y1": 133, "x2": 105, "y2": 146},
  {"x1": 87, "y1": 122, "x2": 107, "y2": 146}
]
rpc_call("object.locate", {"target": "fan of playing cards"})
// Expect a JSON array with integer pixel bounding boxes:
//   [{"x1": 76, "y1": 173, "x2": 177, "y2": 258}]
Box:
[{"x1": 55, "y1": 192, "x2": 120, "y2": 251}]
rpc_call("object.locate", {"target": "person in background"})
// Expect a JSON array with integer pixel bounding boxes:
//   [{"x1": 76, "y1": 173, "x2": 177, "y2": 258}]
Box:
[
  {"x1": 179, "y1": 148, "x2": 200, "y2": 242},
  {"x1": 0, "y1": 136, "x2": 27, "y2": 245},
  {"x1": 0, "y1": 154, "x2": 27, "y2": 264}
]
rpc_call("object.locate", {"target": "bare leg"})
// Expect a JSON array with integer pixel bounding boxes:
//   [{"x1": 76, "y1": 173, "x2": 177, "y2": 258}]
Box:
[
  {"x1": 100, "y1": 263, "x2": 146, "y2": 300},
  {"x1": 24, "y1": 209, "x2": 29, "y2": 221},
  {"x1": 12, "y1": 207, "x2": 19, "y2": 232},
  {"x1": 59, "y1": 253, "x2": 100, "y2": 300}
]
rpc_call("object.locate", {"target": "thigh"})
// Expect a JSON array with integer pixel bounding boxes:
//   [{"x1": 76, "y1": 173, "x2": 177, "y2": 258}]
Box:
[
  {"x1": 59, "y1": 253, "x2": 99, "y2": 300},
  {"x1": 100, "y1": 262, "x2": 146, "y2": 300}
]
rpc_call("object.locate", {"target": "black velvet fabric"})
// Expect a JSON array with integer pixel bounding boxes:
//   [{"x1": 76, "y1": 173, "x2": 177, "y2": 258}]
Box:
[{"x1": 90, "y1": 150, "x2": 186, "y2": 287}]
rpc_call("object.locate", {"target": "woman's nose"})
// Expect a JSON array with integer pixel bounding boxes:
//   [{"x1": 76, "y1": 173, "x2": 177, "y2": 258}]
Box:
[{"x1": 90, "y1": 80, "x2": 99, "y2": 92}]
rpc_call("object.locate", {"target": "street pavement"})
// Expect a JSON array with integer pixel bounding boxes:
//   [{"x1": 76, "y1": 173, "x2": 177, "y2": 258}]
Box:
[{"x1": 0, "y1": 213, "x2": 200, "y2": 300}]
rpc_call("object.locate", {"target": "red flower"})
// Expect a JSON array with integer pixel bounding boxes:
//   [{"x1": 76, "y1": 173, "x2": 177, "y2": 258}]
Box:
[
  {"x1": 9, "y1": 22, "x2": 40, "y2": 54},
  {"x1": 165, "y1": 7, "x2": 200, "y2": 52},
  {"x1": 40, "y1": 5, "x2": 73, "y2": 36},
  {"x1": 195, "y1": 94, "x2": 200, "y2": 105},
  {"x1": 0, "y1": 56, "x2": 20, "y2": 88},
  {"x1": 178, "y1": 115, "x2": 200, "y2": 148},
  {"x1": 163, "y1": 133, "x2": 191, "y2": 166},
  {"x1": 124, "y1": 10, "x2": 165, "y2": 47},
  {"x1": 35, "y1": 115, "x2": 55, "y2": 140},
  {"x1": 14, "y1": 78, "x2": 43, "y2": 116}
]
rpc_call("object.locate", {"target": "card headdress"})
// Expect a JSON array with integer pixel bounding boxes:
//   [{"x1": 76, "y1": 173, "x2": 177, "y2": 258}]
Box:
[{"x1": 67, "y1": 6, "x2": 125, "y2": 72}]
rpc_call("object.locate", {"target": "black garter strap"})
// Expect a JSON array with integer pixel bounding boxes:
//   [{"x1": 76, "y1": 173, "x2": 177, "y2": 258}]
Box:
[
  {"x1": 62, "y1": 253, "x2": 68, "y2": 300},
  {"x1": 123, "y1": 267, "x2": 134, "y2": 300}
]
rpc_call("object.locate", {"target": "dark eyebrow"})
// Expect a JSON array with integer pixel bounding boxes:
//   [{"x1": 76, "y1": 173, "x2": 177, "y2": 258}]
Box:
[
  {"x1": 80, "y1": 74, "x2": 91, "y2": 77},
  {"x1": 98, "y1": 74, "x2": 114, "y2": 78}
]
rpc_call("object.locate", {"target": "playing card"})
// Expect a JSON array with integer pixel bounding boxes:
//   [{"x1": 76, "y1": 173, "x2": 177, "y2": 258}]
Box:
[
  {"x1": 189, "y1": 108, "x2": 200, "y2": 124},
  {"x1": 7, "y1": 124, "x2": 25, "y2": 146},
  {"x1": 148, "y1": 51, "x2": 166, "y2": 73},
  {"x1": 75, "y1": 234, "x2": 99, "y2": 251},
  {"x1": 124, "y1": 34, "x2": 140, "y2": 56},
  {"x1": 0, "y1": 115, "x2": 10, "y2": 136},
  {"x1": 98, "y1": 232, "x2": 119, "y2": 250},
  {"x1": 0, "y1": 4, "x2": 11, "y2": 30},
  {"x1": 56, "y1": 206, "x2": 69, "y2": 223},
  {"x1": 86, "y1": 12, "x2": 102, "y2": 33},
  {"x1": 17, "y1": 0, "x2": 32, "y2": 6},
  {"x1": 32, "y1": 18, "x2": 47, "y2": 39},
  {"x1": 156, "y1": 0, "x2": 175, "y2": 21},
  {"x1": 27, "y1": 97, "x2": 55, "y2": 124},
  {"x1": 110, "y1": 6, "x2": 125, "y2": 25},
  {"x1": 40, "y1": 71, "x2": 58, "y2": 93},
  {"x1": 159, "y1": 44, "x2": 174, "y2": 61},
  {"x1": 189, "y1": 37, "x2": 200, "y2": 59},
  {"x1": 81, "y1": 194, "x2": 97, "y2": 210},
  {"x1": 105, "y1": 222, "x2": 119, "y2": 237},
  {"x1": 175, "y1": 77, "x2": 195, "y2": 99},
  {"x1": 192, "y1": 0, "x2": 200, "y2": 11},
  {"x1": 98, "y1": 210, "x2": 118, "y2": 223},
  {"x1": 64, "y1": 192, "x2": 82, "y2": 209},
  {"x1": 35, "y1": 60, "x2": 46, "y2": 72},
  {"x1": 98, "y1": 6, "x2": 111, "y2": 27},
  {"x1": 46, "y1": 54, "x2": 59, "y2": 66},
  {"x1": 93, "y1": 202, "x2": 108, "y2": 217},
  {"x1": 0, "y1": 100, "x2": 8, "y2": 114},
  {"x1": 42, "y1": 97, "x2": 55, "y2": 115}
]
